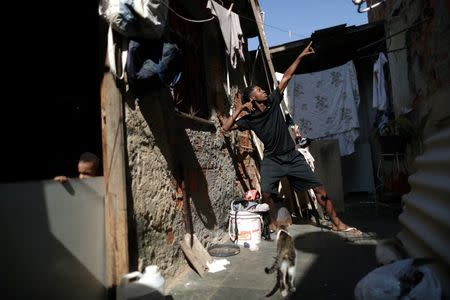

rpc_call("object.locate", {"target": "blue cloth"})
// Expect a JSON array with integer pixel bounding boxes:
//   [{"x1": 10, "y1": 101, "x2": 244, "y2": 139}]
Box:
[
  {"x1": 158, "y1": 43, "x2": 183, "y2": 87},
  {"x1": 232, "y1": 199, "x2": 259, "y2": 212},
  {"x1": 127, "y1": 39, "x2": 183, "y2": 98}
]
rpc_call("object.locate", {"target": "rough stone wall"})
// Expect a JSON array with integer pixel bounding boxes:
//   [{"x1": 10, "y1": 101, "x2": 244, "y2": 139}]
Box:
[
  {"x1": 125, "y1": 88, "x2": 237, "y2": 279},
  {"x1": 125, "y1": 89, "x2": 184, "y2": 278},
  {"x1": 182, "y1": 127, "x2": 236, "y2": 240},
  {"x1": 369, "y1": 0, "x2": 450, "y2": 109},
  {"x1": 122, "y1": 7, "x2": 261, "y2": 281},
  {"x1": 401, "y1": 0, "x2": 450, "y2": 139},
  {"x1": 388, "y1": 0, "x2": 449, "y2": 143}
]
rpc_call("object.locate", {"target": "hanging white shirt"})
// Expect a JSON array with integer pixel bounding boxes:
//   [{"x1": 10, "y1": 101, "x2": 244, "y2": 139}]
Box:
[
  {"x1": 207, "y1": 0, "x2": 245, "y2": 69},
  {"x1": 372, "y1": 53, "x2": 388, "y2": 111}
]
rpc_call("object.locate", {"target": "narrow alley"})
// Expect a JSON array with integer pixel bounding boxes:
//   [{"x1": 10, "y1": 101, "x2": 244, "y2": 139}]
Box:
[{"x1": 167, "y1": 195, "x2": 400, "y2": 299}]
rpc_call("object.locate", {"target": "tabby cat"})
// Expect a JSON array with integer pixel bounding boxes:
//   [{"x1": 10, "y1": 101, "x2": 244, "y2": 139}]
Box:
[{"x1": 265, "y1": 225, "x2": 296, "y2": 297}]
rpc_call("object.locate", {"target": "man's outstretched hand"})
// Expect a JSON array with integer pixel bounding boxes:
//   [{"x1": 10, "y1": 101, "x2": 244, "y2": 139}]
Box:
[
  {"x1": 300, "y1": 41, "x2": 315, "y2": 58},
  {"x1": 235, "y1": 92, "x2": 254, "y2": 113}
]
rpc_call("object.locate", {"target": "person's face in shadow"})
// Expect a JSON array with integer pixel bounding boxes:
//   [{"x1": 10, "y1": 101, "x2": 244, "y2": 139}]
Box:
[{"x1": 78, "y1": 160, "x2": 97, "y2": 179}]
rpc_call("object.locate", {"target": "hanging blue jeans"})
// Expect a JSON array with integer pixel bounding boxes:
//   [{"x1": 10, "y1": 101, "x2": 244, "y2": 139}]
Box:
[{"x1": 127, "y1": 39, "x2": 183, "y2": 98}]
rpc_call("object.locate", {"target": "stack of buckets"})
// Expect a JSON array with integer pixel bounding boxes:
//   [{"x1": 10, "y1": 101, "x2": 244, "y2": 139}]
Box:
[{"x1": 228, "y1": 200, "x2": 263, "y2": 246}]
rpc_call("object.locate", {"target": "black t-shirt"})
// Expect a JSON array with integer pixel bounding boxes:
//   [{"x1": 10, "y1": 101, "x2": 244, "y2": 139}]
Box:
[{"x1": 236, "y1": 88, "x2": 294, "y2": 157}]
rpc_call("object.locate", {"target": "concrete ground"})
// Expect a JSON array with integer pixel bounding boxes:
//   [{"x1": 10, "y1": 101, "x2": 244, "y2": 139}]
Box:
[{"x1": 165, "y1": 194, "x2": 401, "y2": 300}]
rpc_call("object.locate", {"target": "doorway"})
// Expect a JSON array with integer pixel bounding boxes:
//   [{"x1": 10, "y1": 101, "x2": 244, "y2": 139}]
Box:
[{"x1": 0, "y1": 3, "x2": 103, "y2": 182}]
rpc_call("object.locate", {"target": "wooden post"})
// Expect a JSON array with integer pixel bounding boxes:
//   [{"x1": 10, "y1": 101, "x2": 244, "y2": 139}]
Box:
[
  {"x1": 101, "y1": 70, "x2": 129, "y2": 287},
  {"x1": 248, "y1": 0, "x2": 289, "y2": 114},
  {"x1": 249, "y1": 0, "x2": 277, "y2": 86}
]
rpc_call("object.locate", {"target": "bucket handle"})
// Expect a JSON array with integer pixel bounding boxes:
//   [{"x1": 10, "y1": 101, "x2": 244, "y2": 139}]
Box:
[
  {"x1": 228, "y1": 218, "x2": 235, "y2": 242},
  {"x1": 228, "y1": 209, "x2": 239, "y2": 243},
  {"x1": 230, "y1": 199, "x2": 237, "y2": 212}
]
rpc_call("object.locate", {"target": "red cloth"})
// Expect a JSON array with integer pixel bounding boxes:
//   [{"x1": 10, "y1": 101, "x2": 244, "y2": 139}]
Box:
[{"x1": 244, "y1": 190, "x2": 260, "y2": 201}]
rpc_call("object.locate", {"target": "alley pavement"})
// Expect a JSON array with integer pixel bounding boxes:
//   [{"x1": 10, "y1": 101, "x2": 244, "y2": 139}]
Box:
[{"x1": 166, "y1": 194, "x2": 401, "y2": 300}]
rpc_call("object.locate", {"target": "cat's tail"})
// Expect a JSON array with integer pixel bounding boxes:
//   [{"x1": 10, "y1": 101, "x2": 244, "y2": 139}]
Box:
[
  {"x1": 265, "y1": 270, "x2": 280, "y2": 297},
  {"x1": 265, "y1": 256, "x2": 279, "y2": 274}
]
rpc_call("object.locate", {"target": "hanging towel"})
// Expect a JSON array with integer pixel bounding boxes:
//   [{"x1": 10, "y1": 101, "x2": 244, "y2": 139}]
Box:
[
  {"x1": 284, "y1": 61, "x2": 361, "y2": 156},
  {"x1": 207, "y1": 0, "x2": 245, "y2": 69},
  {"x1": 372, "y1": 53, "x2": 388, "y2": 111}
]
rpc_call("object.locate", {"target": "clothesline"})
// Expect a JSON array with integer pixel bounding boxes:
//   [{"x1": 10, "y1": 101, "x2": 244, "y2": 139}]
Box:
[
  {"x1": 356, "y1": 17, "x2": 431, "y2": 53},
  {"x1": 357, "y1": 46, "x2": 408, "y2": 60},
  {"x1": 159, "y1": 0, "x2": 215, "y2": 23},
  {"x1": 161, "y1": 0, "x2": 400, "y2": 60},
  {"x1": 159, "y1": 0, "x2": 306, "y2": 38}
]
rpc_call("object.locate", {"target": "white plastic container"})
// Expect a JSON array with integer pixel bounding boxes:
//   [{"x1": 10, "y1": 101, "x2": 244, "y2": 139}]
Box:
[
  {"x1": 117, "y1": 265, "x2": 165, "y2": 300},
  {"x1": 228, "y1": 202, "x2": 263, "y2": 246}
]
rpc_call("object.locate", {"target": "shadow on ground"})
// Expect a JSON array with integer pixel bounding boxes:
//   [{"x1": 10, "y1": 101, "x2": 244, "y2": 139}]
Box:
[{"x1": 166, "y1": 195, "x2": 401, "y2": 300}]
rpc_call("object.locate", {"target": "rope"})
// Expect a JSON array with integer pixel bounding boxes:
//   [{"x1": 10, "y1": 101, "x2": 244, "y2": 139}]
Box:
[
  {"x1": 160, "y1": 0, "x2": 215, "y2": 23},
  {"x1": 159, "y1": 0, "x2": 306, "y2": 39}
]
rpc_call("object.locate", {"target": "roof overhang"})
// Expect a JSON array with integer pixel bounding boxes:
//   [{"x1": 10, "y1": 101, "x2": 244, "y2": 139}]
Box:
[{"x1": 255, "y1": 21, "x2": 385, "y2": 74}]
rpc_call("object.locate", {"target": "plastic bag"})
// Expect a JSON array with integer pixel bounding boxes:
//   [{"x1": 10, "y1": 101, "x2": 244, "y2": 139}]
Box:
[{"x1": 354, "y1": 258, "x2": 441, "y2": 300}]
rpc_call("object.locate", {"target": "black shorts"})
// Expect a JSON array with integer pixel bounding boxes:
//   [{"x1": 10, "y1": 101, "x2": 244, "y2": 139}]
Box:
[{"x1": 260, "y1": 149, "x2": 322, "y2": 195}]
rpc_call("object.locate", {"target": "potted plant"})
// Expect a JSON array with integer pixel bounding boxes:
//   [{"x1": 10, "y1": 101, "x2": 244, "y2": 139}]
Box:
[{"x1": 378, "y1": 116, "x2": 417, "y2": 154}]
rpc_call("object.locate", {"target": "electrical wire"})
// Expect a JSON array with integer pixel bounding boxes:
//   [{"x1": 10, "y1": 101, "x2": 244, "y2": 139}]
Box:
[{"x1": 239, "y1": 14, "x2": 307, "y2": 39}]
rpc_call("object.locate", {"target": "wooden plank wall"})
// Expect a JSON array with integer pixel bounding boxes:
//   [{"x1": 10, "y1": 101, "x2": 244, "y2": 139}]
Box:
[{"x1": 100, "y1": 70, "x2": 129, "y2": 287}]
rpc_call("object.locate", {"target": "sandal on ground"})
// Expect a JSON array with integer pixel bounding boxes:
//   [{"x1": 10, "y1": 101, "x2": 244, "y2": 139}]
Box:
[{"x1": 331, "y1": 226, "x2": 363, "y2": 236}]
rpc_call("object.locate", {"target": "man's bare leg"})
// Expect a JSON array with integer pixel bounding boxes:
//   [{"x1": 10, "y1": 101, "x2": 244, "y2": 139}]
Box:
[
  {"x1": 313, "y1": 186, "x2": 361, "y2": 233},
  {"x1": 262, "y1": 192, "x2": 277, "y2": 231}
]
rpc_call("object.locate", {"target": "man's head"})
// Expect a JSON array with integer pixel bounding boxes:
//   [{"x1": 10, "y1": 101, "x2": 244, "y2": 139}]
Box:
[
  {"x1": 242, "y1": 85, "x2": 268, "y2": 104},
  {"x1": 78, "y1": 152, "x2": 100, "y2": 179}
]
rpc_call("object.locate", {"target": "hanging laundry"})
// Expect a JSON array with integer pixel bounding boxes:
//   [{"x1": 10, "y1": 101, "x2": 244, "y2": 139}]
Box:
[
  {"x1": 206, "y1": 0, "x2": 245, "y2": 69},
  {"x1": 372, "y1": 53, "x2": 391, "y2": 133},
  {"x1": 127, "y1": 39, "x2": 183, "y2": 98},
  {"x1": 373, "y1": 53, "x2": 388, "y2": 111},
  {"x1": 283, "y1": 61, "x2": 361, "y2": 156},
  {"x1": 99, "y1": 0, "x2": 169, "y2": 39}
]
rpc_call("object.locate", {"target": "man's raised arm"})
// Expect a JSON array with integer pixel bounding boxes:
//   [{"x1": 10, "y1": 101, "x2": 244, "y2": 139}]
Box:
[{"x1": 277, "y1": 41, "x2": 315, "y2": 93}]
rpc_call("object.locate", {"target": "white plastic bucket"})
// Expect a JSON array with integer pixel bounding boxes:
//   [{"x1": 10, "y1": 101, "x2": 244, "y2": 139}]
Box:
[{"x1": 228, "y1": 208, "x2": 263, "y2": 246}]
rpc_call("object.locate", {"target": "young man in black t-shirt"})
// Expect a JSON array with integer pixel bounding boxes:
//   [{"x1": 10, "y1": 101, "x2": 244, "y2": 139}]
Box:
[{"x1": 221, "y1": 42, "x2": 361, "y2": 235}]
